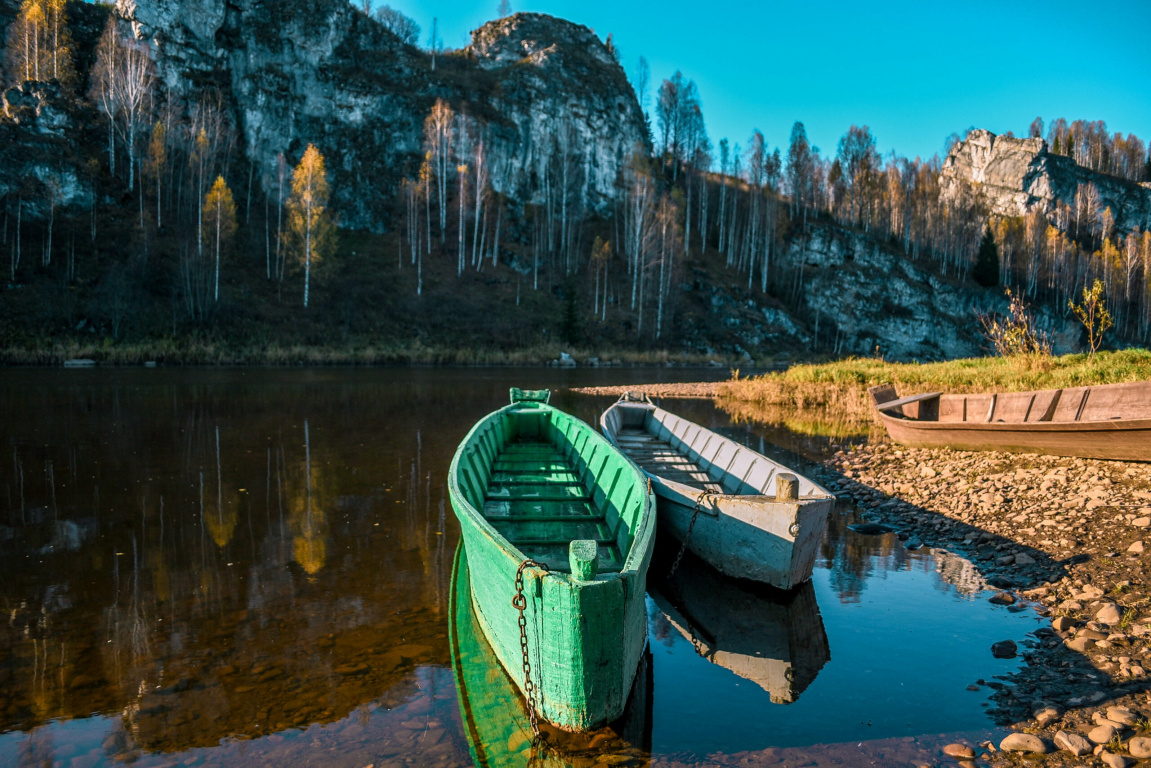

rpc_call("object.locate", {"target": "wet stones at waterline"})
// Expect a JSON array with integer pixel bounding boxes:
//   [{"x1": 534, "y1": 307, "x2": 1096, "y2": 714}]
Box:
[{"x1": 809, "y1": 441, "x2": 1151, "y2": 757}]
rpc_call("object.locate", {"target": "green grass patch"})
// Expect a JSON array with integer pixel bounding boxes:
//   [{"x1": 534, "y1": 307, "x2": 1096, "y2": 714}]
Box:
[{"x1": 718, "y1": 350, "x2": 1151, "y2": 435}]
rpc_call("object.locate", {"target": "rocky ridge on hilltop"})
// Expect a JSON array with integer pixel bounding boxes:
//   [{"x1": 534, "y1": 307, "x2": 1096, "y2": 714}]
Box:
[
  {"x1": 941, "y1": 129, "x2": 1151, "y2": 233},
  {"x1": 113, "y1": 0, "x2": 647, "y2": 229}
]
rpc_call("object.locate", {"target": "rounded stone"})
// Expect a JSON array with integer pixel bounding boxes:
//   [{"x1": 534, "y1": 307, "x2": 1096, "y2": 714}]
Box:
[
  {"x1": 1054, "y1": 730, "x2": 1092, "y2": 757},
  {"x1": 1100, "y1": 751, "x2": 1130, "y2": 768},
  {"x1": 943, "y1": 743, "x2": 977, "y2": 760},
  {"x1": 1106, "y1": 706, "x2": 1138, "y2": 726},
  {"x1": 1096, "y1": 604, "x2": 1123, "y2": 625},
  {"x1": 991, "y1": 640, "x2": 1018, "y2": 659},
  {"x1": 1128, "y1": 736, "x2": 1151, "y2": 759},
  {"x1": 1088, "y1": 724, "x2": 1118, "y2": 744},
  {"x1": 999, "y1": 733, "x2": 1048, "y2": 754}
]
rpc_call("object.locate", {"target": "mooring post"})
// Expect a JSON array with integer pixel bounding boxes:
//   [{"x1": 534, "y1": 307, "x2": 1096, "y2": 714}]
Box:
[
  {"x1": 776, "y1": 473, "x2": 798, "y2": 501},
  {"x1": 569, "y1": 539, "x2": 599, "y2": 581}
]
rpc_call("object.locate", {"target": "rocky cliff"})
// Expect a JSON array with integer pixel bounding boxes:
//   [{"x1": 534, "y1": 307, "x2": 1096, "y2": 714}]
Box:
[
  {"x1": 114, "y1": 0, "x2": 648, "y2": 229},
  {"x1": 693, "y1": 222, "x2": 1080, "y2": 362},
  {"x1": 941, "y1": 129, "x2": 1151, "y2": 233}
]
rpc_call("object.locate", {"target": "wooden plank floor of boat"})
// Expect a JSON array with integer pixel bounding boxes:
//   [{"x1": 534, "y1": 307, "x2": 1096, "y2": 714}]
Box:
[
  {"x1": 615, "y1": 428, "x2": 724, "y2": 493},
  {"x1": 483, "y1": 440, "x2": 625, "y2": 573}
]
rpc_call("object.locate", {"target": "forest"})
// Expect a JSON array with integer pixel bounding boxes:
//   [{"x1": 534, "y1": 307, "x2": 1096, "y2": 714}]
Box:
[{"x1": 3, "y1": 0, "x2": 1151, "y2": 362}]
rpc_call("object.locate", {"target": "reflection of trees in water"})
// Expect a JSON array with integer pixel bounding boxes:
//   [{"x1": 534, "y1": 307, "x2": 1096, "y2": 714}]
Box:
[
  {"x1": 0, "y1": 374, "x2": 466, "y2": 750},
  {"x1": 820, "y1": 506, "x2": 917, "y2": 603},
  {"x1": 290, "y1": 420, "x2": 328, "y2": 576}
]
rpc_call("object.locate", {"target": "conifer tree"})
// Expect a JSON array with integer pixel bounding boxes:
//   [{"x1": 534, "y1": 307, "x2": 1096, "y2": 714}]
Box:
[{"x1": 973, "y1": 228, "x2": 1000, "y2": 287}]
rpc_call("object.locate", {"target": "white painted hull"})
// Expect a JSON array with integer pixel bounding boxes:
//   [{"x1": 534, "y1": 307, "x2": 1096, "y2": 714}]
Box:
[
  {"x1": 601, "y1": 399, "x2": 833, "y2": 590},
  {"x1": 654, "y1": 479, "x2": 831, "y2": 589}
]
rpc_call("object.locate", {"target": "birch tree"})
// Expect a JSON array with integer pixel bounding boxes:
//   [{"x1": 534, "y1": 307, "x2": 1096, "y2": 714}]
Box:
[
  {"x1": 6, "y1": 0, "x2": 76, "y2": 89},
  {"x1": 145, "y1": 121, "x2": 166, "y2": 227},
  {"x1": 287, "y1": 145, "x2": 333, "y2": 308},
  {"x1": 202, "y1": 175, "x2": 236, "y2": 302},
  {"x1": 422, "y1": 99, "x2": 454, "y2": 243}
]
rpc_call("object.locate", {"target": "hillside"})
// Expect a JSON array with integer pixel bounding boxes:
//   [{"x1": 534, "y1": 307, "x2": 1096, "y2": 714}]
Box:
[{"x1": 1, "y1": 0, "x2": 1148, "y2": 364}]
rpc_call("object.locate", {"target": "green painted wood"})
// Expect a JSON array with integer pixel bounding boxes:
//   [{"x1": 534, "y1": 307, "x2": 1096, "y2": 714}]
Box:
[
  {"x1": 448, "y1": 395, "x2": 656, "y2": 732},
  {"x1": 509, "y1": 388, "x2": 551, "y2": 404},
  {"x1": 448, "y1": 542, "x2": 655, "y2": 766}
]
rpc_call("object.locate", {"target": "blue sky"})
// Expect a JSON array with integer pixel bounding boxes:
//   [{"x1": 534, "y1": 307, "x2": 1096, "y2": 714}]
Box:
[{"x1": 378, "y1": 0, "x2": 1151, "y2": 164}]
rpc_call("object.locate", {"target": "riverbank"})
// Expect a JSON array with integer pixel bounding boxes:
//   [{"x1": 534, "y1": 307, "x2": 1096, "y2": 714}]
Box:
[
  {"x1": 717, "y1": 351, "x2": 1151, "y2": 434},
  {"x1": 0, "y1": 342, "x2": 737, "y2": 367},
  {"x1": 812, "y1": 442, "x2": 1151, "y2": 766},
  {"x1": 581, "y1": 352, "x2": 1151, "y2": 764}
]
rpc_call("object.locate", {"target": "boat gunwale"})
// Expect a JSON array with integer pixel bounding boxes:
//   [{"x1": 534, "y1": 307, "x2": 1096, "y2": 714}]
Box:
[
  {"x1": 600, "y1": 400, "x2": 833, "y2": 502},
  {"x1": 449, "y1": 400, "x2": 656, "y2": 581},
  {"x1": 873, "y1": 409, "x2": 1151, "y2": 433},
  {"x1": 869, "y1": 382, "x2": 1151, "y2": 431}
]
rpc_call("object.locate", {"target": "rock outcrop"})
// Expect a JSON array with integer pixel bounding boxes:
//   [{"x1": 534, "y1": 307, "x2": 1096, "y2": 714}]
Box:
[
  {"x1": 699, "y1": 223, "x2": 1080, "y2": 362},
  {"x1": 114, "y1": 0, "x2": 647, "y2": 230},
  {"x1": 941, "y1": 129, "x2": 1151, "y2": 233},
  {"x1": 0, "y1": 82, "x2": 95, "y2": 214}
]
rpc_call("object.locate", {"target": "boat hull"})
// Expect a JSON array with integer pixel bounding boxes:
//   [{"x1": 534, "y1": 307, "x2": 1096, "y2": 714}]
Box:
[
  {"x1": 653, "y1": 481, "x2": 831, "y2": 589},
  {"x1": 449, "y1": 543, "x2": 654, "y2": 767},
  {"x1": 600, "y1": 399, "x2": 833, "y2": 590},
  {"x1": 868, "y1": 382, "x2": 1151, "y2": 462},
  {"x1": 449, "y1": 397, "x2": 655, "y2": 732},
  {"x1": 876, "y1": 411, "x2": 1151, "y2": 461},
  {"x1": 455, "y1": 510, "x2": 651, "y2": 731}
]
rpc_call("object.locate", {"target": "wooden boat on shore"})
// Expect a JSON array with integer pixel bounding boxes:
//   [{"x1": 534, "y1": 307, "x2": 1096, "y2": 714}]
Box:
[
  {"x1": 600, "y1": 394, "x2": 833, "y2": 590},
  {"x1": 651, "y1": 550, "x2": 830, "y2": 705},
  {"x1": 867, "y1": 381, "x2": 1151, "y2": 462},
  {"x1": 449, "y1": 542, "x2": 653, "y2": 767},
  {"x1": 448, "y1": 389, "x2": 656, "y2": 732}
]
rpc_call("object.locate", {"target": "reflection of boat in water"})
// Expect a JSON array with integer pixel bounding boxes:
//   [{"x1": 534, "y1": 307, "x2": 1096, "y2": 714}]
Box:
[
  {"x1": 651, "y1": 551, "x2": 830, "y2": 705},
  {"x1": 449, "y1": 543, "x2": 652, "y2": 768}
]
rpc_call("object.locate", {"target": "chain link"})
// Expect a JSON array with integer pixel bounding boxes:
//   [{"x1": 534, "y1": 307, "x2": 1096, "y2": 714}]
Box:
[
  {"x1": 668, "y1": 490, "x2": 717, "y2": 578},
  {"x1": 513, "y1": 558, "x2": 550, "y2": 743}
]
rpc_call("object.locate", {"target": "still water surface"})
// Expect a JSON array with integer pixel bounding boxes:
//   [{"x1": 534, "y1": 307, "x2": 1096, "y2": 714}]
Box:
[{"x1": 0, "y1": 368, "x2": 1040, "y2": 767}]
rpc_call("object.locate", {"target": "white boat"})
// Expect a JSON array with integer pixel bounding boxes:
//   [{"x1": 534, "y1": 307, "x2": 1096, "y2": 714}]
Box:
[{"x1": 600, "y1": 394, "x2": 833, "y2": 590}]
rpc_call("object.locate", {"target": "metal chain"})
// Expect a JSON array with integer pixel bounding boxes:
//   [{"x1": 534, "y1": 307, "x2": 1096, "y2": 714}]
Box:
[
  {"x1": 668, "y1": 491, "x2": 716, "y2": 578},
  {"x1": 512, "y1": 558, "x2": 550, "y2": 743}
]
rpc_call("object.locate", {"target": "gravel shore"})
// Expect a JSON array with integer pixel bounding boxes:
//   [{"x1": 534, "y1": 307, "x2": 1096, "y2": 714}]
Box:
[
  {"x1": 569, "y1": 382, "x2": 722, "y2": 399},
  {"x1": 812, "y1": 443, "x2": 1151, "y2": 766}
]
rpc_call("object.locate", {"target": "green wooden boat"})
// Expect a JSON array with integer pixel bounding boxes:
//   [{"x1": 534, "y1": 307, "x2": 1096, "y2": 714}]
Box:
[
  {"x1": 448, "y1": 389, "x2": 656, "y2": 732},
  {"x1": 449, "y1": 542, "x2": 654, "y2": 767}
]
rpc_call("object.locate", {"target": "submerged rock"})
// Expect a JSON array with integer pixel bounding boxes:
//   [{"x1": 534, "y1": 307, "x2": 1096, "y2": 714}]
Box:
[
  {"x1": 943, "y1": 743, "x2": 976, "y2": 759},
  {"x1": 991, "y1": 640, "x2": 1018, "y2": 659}
]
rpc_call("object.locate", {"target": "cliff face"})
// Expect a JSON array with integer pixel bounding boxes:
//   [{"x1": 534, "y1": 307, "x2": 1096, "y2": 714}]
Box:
[
  {"x1": 941, "y1": 129, "x2": 1151, "y2": 233},
  {"x1": 113, "y1": 0, "x2": 648, "y2": 229},
  {"x1": 696, "y1": 223, "x2": 1080, "y2": 363}
]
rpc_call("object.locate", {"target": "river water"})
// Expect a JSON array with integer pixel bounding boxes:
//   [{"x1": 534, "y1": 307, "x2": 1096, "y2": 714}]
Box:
[{"x1": 0, "y1": 368, "x2": 1040, "y2": 767}]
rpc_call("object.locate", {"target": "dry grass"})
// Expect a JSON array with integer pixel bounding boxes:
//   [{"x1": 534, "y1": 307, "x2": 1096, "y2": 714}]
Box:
[{"x1": 718, "y1": 350, "x2": 1151, "y2": 436}]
